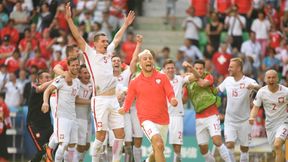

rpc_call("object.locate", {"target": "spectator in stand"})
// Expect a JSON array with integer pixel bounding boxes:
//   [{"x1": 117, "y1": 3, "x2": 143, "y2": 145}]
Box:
[
  {"x1": 38, "y1": 2, "x2": 53, "y2": 32},
  {"x1": 203, "y1": 43, "x2": 215, "y2": 59},
  {"x1": 17, "y1": 69, "x2": 28, "y2": 93},
  {"x1": 164, "y1": 0, "x2": 177, "y2": 30},
  {"x1": 30, "y1": 23, "x2": 42, "y2": 41},
  {"x1": 0, "y1": 92, "x2": 11, "y2": 162},
  {"x1": 225, "y1": 5, "x2": 246, "y2": 51},
  {"x1": 269, "y1": 24, "x2": 283, "y2": 50},
  {"x1": 3, "y1": 72, "x2": 23, "y2": 108},
  {"x1": 189, "y1": 0, "x2": 210, "y2": 26},
  {"x1": 247, "y1": 0, "x2": 264, "y2": 25},
  {"x1": 264, "y1": 2, "x2": 280, "y2": 28},
  {"x1": 52, "y1": 3, "x2": 68, "y2": 32},
  {"x1": 109, "y1": 0, "x2": 128, "y2": 29},
  {"x1": 23, "y1": 66, "x2": 38, "y2": 106},
  {"x1": 0, "y1": 3, "x2": 9, "y2": 30},
  {"x1": 39, "y1": 28, "x2": 55, "y2": 61},
  {"x1": 180, "y1": 39, "x2": 204, "y2": 63},
  {"x1": 0, "y1": 35, "x2": 16, "y2": 66},
  {"x1": 175, "y1": 48, "x2": 186, "y2": 74},
  {"x1": 182, "y1": 6, "x2": 202, "y2": 47},
  {"x1": 9, "y1": 1, "x2": 30, "y2": 34},
  {"x1": 0, "y1": 64, "x2": 8, "y2": 93},
  {"x1": 233, "y1": 0, "x2": 253, "y2": 29},
  {"x1": 276, "y1": 42, "x2": 288, "y2": 78},
  {"x1": 0, "y1": 19, "x2": 19, "y2": 46},
  {"x1": 205, "y1": 11, "x2": 223, "y2": 51},
  {"x1": 121, "y1": 31, "x2": 136, "y2": 65},
  {"x1": 280, "y1": 11, "x2": 288, "y2": 37},
  {"x1": 212, "y1": 43, "x2": 232, "y2": 76},
  {"x1": 101, "y1": 10, "x2": 114, "y2": 41},
  {"x1": 157, "y1": 46, "x2": 171, "y2": 67},
  {"x1": 25, "y1": 49, "x2": 48, "y2": 71},
  {"x1": 262, "y1": 47, "x2": 281, "y2": 71},
  {"x1": 214, "y1": 0, "x2": 232, "y2": 23},
  {"x1": 241, "y1": 31, "x2": 262, "y2": 72},
  {"x1": 251, "y1": 10, "x2": 271, "y2": 56},
  {"x1": 18, "y1": 28, "x2": 38, "y2": 55},
  {"x1": 50, "y1": 50, "x2": 62, "y2": 69},
  {"x1": 5, "y1": 49, "x2": 21, "y2": 74}
]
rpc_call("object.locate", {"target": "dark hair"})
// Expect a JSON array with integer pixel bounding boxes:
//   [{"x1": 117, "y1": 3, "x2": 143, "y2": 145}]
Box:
[
  {"x1": 38, "y1": 70, "x2": 49, "y2": 79},
  {"x1": 79, "y1": 64, "x2": 87, "y2": 71},
  {"x1": 94, "y1": 32, "x2": 107, "y2": 42},
  {"x1": 163, "y1": 59, "x2": 175, "y2": 68},
  {"x1": 194, "y1": 60, "x2": 205, "y2": 67},
  {"x1": 162, "y1": 46, "x2": 170, "y2": 53},
  {"x1": 67, "y1": 57, "x2": 79, "y2": 65}
]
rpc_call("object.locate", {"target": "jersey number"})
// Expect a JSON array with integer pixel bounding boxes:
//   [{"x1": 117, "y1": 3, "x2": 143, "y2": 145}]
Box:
[
  {"x1": 272, "y1": 103, "x2": 277, "y2": 110},
  {"x1": 232, "y1": 90, "x2": 238, "y2": 97}
]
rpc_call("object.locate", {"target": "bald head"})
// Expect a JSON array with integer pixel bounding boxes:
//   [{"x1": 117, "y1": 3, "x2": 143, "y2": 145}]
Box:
[{"x1": 265, "y1": 69, "x2": 278, "y2": 85}]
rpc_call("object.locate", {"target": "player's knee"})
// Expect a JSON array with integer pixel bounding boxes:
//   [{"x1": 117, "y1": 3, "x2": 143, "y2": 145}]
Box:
[
  {"x1": 154, "y1": 141, "x2": 164, "y2": 152},
  {"x1": 133, "y1": 138, "x2": 142, "y2": 148},
  {"x1": 199, "y1": 145, "x2": 209, "y2": 155},
  {"x1": 212, "y1": 136, "x2": 223, "y2": 147},
  {"x1": 85, "y1": 142, "x2": 90, "y2": 151},
  {"x1": 226, "y1": 142, "x2": 235, "y2": 149},
  {"x1": 240, "y1": 146, "x2": 249, "y2": 152},
  {"x1": 77, "y1": 145, "x2": 86, "y2": 153},
  {"x1": 96, "y1": 131, "x2": 106, "y2": 142},
  {"x1": 273, "y1": 141, "x2": 283, "y2": 151}
]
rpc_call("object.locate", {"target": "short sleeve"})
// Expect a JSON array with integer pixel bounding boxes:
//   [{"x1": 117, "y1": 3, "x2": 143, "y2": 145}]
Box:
[
  {"x1": 253, "y1": 89, "x2": 263, "y2": 107},
  {"x1": 52, "y1": 76, "x2": 65, "y2": 89},
  {"x1": 218, "y1": 78, "x2": 226, "y2": 92}
]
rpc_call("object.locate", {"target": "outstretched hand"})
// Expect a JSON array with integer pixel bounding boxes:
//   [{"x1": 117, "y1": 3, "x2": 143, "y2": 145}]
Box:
[
  {"x1": 124, "y1": 11, "x2": 135, "y2": 27},
  {"x1": 65, "y1": 2, "x2": 72, "y2": 20}
]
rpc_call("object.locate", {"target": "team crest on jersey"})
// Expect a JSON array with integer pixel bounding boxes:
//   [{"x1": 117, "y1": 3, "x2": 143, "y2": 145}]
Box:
[
  {"x1": 278, "y1": 97, "x2": 285, "y2": 103},
  {"x1": 240, "y1": 83, "x2": 245, "y2": 89},
  {"x1": 118, "y1": 76, "x2": 123, "y2": 81},
  {"x1": 156, "y1": 79, "x2": 161, "y2": 84}
]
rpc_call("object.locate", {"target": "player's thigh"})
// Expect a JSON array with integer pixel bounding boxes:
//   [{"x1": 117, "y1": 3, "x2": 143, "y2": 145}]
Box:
[
  {"x1": 169, "y1": 116, "x2": 183, "y2": 145},
  {"x1": 92, "y1": 97, "x2": 110, "y2": 131},
  {"x1": 224, "y1": 122, "x2": 238, "y2": 143},
  {"x1": 238, "y1": 120, "x2": 251, "y2": 147},
  {"x1": 57, "y1": 118, "x2": 73, "y2": 143},
  {"x1": 196, "y1": 118, "x2": 210, "y2": 145},
  {"x1": 77, "y1": 118, "x2": 88, "y2": 146},
  {"x1": 130, "y1": 107, "x2": 143, "y2": 138}
]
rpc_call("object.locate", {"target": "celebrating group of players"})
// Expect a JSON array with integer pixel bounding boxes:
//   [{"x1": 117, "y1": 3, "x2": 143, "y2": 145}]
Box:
[{"x1": 26, "y1": 2, "x2": 288, "y2": 162}]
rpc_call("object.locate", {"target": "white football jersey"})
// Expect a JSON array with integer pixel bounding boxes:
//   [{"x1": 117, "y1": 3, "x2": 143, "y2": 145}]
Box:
[
  {"x1": 218, "y1": 76, "x2": 258, "y2": 123},
  {"x1": 168, "y1": 75, "x2": 189, "y2": 116},
  {"x1": 52, "y1": 76, "x2": 80, "y2": 120},
  {"x1": 253, "y1": 85, "x2": 288, "y2": 129},
  {"x1": 75, "y1": 81, "x2": 93, "y2": 120},
  {"x1": 83, "y1": 43, "x2": 117, "y2": 96}
]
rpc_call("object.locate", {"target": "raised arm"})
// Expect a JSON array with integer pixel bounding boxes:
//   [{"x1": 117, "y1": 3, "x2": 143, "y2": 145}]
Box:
[
  {"x1": 130, "y1": 34, "x2": 143, "y2": 74},
  {"x1": 112, "y1": 11, "x2": 135, "y2": 47},
  {"x1": 42, "y1": 85, "x2": 57, "y2": 113},
  {"x1": 35, "y1": 80, "x2": 53, "y2": 93},
  {"x1": 65, "y1": 2, "x2": 86, "y2": 52}
]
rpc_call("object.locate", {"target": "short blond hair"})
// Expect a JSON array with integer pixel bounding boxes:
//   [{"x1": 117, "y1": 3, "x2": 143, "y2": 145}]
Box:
[
  {"x1": 138, "y1": 49, "x2": 153, "y2": 58},
  {"x1": 230, "y1": 57, "x2": 243, "y2": 70}
]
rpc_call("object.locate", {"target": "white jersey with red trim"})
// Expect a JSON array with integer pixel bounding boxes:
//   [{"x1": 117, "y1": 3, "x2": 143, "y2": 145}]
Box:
[
  {"x1": 253, "y1": 85, "x2": 288, "y2": 129},
  {"x1": 168, "y1": 75, "x2": 188, "y2": 116},
  {"x1": 52, "y1": 76, "x2": 80, "y2": 120},
  {"x1": 83, "y1": 43, "x2": 116, "y2": 96},
  {"x1": 116, "y1": 68, "x2": 132, "y2": 92},
  {"x1": 75, "y1": 81, "x2": 93, "y2": 120},
  {"x1": 218, "y1": 76, "x2": 258, "y2": 123}
]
